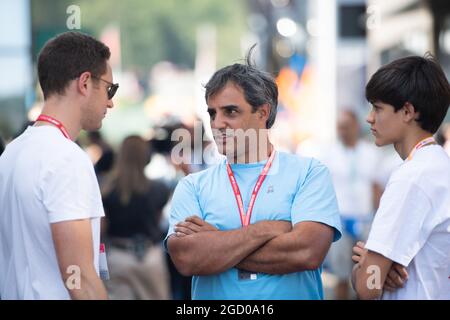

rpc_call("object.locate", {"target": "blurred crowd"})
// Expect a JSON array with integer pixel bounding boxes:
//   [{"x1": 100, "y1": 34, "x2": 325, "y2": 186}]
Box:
[{"x1": 84, "y1": 120, "x2": 213, "y2": 300}]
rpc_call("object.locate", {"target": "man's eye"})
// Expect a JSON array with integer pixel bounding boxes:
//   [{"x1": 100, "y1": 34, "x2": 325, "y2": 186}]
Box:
[{"x1": 225, "y1": 109, "x2": 237, "y2": 115}]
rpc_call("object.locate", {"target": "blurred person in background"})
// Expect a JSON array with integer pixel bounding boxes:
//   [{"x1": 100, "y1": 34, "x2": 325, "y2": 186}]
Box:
[
  {"x1": 85, "y1": 130, "x2": 115, "y2": 186},
  {"x1": 319, "y1": 109, "x2": 383, "y2": 299},
  {"x1": 0, "y1": 31, "x2": 116, "y2": 299},
  {"x1": 148, "y1": 121, "x2": 188, "y2": 187},
  {"x1": 102, "y1": 135, "x2": 171, "y2": 299},
  {"x1": 146, "y1": 121, "x2": 193, "y2": 300},
  {"x1": 148, "y1": 119, "x2": 218, "y2": 300}
]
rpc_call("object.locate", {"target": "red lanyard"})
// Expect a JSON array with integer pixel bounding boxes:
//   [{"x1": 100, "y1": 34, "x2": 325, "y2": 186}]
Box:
[
  {"x1": 406, "y1": 136, "x2": 436, "y2": 161},
  {"x1": 36, "y1": 114, "x2": 71, "y2": 140},
  {"x1": 226, "y1": 150, "x2": 276, "y2": 227}
]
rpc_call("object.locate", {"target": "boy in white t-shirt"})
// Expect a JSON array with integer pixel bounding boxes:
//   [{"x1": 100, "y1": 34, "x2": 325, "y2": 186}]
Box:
[
  {"x1": 0, "y1": 32, "x2": 118, "y2": 299},
  {"x1": 352, "y1": 54, "x2": 450, "y2": 300}
]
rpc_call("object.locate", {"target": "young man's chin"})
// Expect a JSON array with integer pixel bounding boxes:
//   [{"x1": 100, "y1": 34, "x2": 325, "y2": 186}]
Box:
[{"x1": 374, "y1": 138, "x2": 388, "y2": 147}]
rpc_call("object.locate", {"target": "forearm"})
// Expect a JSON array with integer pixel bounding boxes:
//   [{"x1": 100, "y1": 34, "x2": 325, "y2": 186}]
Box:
[
  {"x1": 236, "y1": 232, "x2": 314, "y2": 274},
  {"x1": 351, "y1": 250, "x2": 388, "y2": 300},
  {"x1": 352, "y1": 261, "x2": 380, "y2": 300},
  {"x1": 168, "y1": 221, "x2": 281, "y2": 276},
  {"x1": 236, "y1": 222, "x2": 333, "y2": 274},
  {"x1": 66, "y1": 270, "x2": 108, "y2": 300},
  {"x1": 50, "y1": 219, "x2": 109, "y2": 300}
]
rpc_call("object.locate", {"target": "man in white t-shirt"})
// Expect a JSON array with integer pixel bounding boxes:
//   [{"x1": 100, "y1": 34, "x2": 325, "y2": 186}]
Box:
[
  {"x1": 0, "y1": 31, "x2": 118, "y2": 299},
  {"x1": 352, "y1": 55, "x2": 450, "y2": 300}
]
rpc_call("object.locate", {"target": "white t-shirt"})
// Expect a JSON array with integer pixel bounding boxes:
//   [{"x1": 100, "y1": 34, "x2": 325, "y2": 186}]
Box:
[
  {"x1": 320, "y1": 140, "x2": 381, "y2": 219},
  {"x1": 365, "y1": 145, "x2": 450, "y2": 300},
  {"x1": 0, "y1": 126, "x2": 104, "y2": 299}
]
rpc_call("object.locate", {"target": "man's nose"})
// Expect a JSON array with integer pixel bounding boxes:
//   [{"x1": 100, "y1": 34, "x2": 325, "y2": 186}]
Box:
[
  {"x1": 211, "y1": 113, "x2": 226, "y2": 129},
  {"x1": 366, "y1": 111, "x2": 374, "y2": 125}
]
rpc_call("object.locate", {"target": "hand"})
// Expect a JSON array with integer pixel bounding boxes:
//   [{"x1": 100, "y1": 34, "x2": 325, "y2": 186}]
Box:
[
  {"x1": 384, "y1": 263, "x2": 408, "y2": 292},
  {"x1": 352, "y1": 241, "x2": 368, "y2": 264},
  {"x1": 174, "y1": 216, "x2": 218, "y2": 237}
]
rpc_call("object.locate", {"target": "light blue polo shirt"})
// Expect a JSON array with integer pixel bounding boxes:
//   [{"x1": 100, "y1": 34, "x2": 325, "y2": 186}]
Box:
[{"x1": 166, "y1": 151, "x2": 342, "y2": 300}]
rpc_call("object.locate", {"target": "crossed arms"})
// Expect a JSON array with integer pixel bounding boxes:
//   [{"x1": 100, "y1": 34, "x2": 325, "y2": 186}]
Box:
[
  {"x1": 167, "y1": 216, "x2": 334, "y2": 276},
  {"x1": 351, "y1": 241, "x2": 408, "y2": 300},
  {"x1": 167, "y1": 215, "x2": 409, "y2": 299}
]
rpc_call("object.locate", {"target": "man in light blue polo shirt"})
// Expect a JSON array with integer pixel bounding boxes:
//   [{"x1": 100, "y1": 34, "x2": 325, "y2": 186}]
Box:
[{"x1": 166, "y1": 49, "x2": 342, "y2": 300}]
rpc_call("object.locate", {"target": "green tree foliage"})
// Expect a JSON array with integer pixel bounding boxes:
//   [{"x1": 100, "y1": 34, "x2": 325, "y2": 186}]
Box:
[{"x1": 31, "y1": 0, "x2": 248, "y2": 71}]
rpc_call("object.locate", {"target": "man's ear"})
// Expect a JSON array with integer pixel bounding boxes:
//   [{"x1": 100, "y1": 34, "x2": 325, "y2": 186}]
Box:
[
  {"x1": 77, "y1": 71, "x2": 91, "y2": 97},
  {"x1": 402, "y1": 102, "x2": 418, "y2": 123},
  {"x1": 257, "y1": 103, "x2": 270, "y2": 123}
]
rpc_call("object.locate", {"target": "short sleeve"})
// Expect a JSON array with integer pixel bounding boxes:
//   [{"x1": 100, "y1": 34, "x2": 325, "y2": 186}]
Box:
[
  {"x1": 41, "y1": 150, "x2": 104, "y2": 223},
  {"x1": 365, "y1": 180, "x2": 433, "y2": 266},
  {"x1": 164, "y1": 176, "x2": 202, "y2": 249},
  {"x1": 291, "y1": 160, "x2": 342, "y2": 242}
]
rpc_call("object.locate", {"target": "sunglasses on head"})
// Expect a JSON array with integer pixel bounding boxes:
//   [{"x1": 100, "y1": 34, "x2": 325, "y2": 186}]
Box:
[{"x1": 91, "y1": 75, "x2": 119, "y2": 100}]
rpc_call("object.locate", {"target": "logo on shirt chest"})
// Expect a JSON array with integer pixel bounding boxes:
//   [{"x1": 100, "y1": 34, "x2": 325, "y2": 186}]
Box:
[{"x1": 267, "y1": 185, "x2": 274, "y2": 194}]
